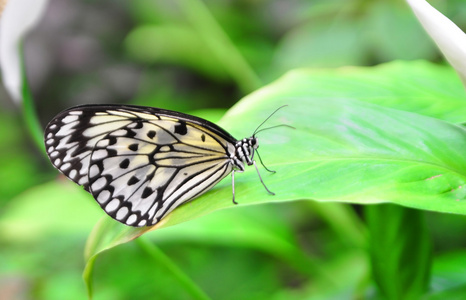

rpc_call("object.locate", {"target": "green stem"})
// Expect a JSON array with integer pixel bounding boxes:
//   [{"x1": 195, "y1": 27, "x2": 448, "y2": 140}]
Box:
[
  {"x1": 20, "y1": 44, "x2": 45, "y2": 155},
  {"x1": 365, "y1": 204, "x2": 432, "y2": 300},
  {"x1": 135, "y1": 238, "x2": 211, "y2": 300},
  {"x1": 177, "y1": 0, "x2": 262, "y2": 94},
  {"x1": 83, "y1": 255, "x2": 98, "y2": 300}
]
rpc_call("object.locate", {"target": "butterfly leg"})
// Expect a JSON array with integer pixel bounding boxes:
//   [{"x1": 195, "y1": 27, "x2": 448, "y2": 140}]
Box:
[
  {"x1": 256, "y1": 150, "x2": 276, "y2": 173},
  {"x1": 253, "y1": 161, "x2": 275, "y2": 195},
  {"x1": 231, "y1": 170, "x2": 238, "y2": 205}
]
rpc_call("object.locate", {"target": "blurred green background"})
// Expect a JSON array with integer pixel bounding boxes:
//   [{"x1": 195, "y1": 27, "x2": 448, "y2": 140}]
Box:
[{"x1": 2, "y1": 0, "x2": 466, "y2": 299}]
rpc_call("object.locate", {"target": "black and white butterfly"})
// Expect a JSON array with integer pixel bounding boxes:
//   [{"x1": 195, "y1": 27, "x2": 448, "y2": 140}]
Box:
[{"x1": 44, "y1": 104, "x2": 286, "y2": 227}]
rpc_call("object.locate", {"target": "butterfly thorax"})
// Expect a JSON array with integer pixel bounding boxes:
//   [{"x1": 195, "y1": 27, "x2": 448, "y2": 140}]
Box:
[{"x1": 231, "y1": 136, "x2": 258, "y2": 172}]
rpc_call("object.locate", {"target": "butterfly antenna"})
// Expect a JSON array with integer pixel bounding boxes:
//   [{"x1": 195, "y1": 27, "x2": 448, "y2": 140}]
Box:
[
  {"x1": 252, "y1": 105, "x2": 288, "y2": 136},
  {"x1": 254, "y1": 124, "x2": 295, "y2": 136}
]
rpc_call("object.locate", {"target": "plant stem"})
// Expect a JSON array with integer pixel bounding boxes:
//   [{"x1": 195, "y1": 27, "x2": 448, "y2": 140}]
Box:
[
  {"x1": 135, "y1": 237, "x2": 211, "y2": 300},
  {"x1": 177, "y1": 0, "x2": 262, "y2": 94},
  {"x1": 365, "y1": 204, "x2": 432, "y2": 300},
  {"x1": 20, "y1": 43, "x2": 45, "y2": 155}
]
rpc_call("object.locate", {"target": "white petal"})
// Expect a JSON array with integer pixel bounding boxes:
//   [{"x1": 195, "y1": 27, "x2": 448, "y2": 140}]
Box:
[
  {"x1": 0, "y1": 0, "x2": 49, "y2": 103},
  {"x1": 406, "y1": 0, "x2": 466, "y2": 86}
]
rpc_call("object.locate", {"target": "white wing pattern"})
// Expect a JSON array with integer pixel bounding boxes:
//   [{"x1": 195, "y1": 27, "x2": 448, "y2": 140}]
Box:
[{"x1": 45, "y1": 105, "x2": 238, "y2": 227}]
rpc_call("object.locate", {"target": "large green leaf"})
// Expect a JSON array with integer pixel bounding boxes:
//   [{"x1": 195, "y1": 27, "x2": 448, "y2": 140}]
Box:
[{"x1": 83, "y1": 61, "x2": 466, "y2": 296}]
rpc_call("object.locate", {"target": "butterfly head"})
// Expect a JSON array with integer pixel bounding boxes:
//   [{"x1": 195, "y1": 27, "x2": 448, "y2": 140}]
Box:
[
  {"x1": 248, "y1": 136, "x2": 259, "y2": 151},
  {"x1": 233, "y1": 105, "x2": 291, "y2": 170}
]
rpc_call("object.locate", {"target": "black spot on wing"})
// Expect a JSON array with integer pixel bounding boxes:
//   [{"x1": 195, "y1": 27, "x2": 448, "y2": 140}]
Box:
[
  {"x1": 128, "y1": 176, "x2": 140, "y2": 185},
  {"x1": 147, "y1": 130, "x2": 156, "y2": 139},
  {"x1": 174, "y1": 121, "x2": 187, "y2": 135},
  {"x1": 126, "y1": 129, "x2": 137, "y2": 138},
  {"x1": 142, "y1": 187, "x2": 153, "y2": 198},
  {"x1": 128, "y1": 143, "x2": 138, "y2": 151},
  {"x1": 119, "y1": 158, "x2": 130, "y2": 169},
  {"x1": 107, "y1": 148, "x2": 117, "y2": 157},
  {"x1": 201, "y1": 133, "x2": 206, "y2": 142}
]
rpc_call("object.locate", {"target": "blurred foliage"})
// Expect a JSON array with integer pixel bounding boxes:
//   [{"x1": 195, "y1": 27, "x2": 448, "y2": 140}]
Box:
[
  {"x1": 0, "y1": 112, "x2": 50, "y2": 203},
  {"x1": 2, "y1": 0, "x2": 466, "y2": 299}
]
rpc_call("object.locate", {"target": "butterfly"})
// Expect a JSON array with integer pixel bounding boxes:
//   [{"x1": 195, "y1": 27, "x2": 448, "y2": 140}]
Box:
[{"x1": 44, "y1": 104, "x2": 287, "y2": 227}]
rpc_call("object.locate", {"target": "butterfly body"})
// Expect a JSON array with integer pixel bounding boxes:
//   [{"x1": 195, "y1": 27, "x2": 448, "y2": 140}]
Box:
[{"x1": 45, "y1": 105, "x2": 273, "y2": 227}]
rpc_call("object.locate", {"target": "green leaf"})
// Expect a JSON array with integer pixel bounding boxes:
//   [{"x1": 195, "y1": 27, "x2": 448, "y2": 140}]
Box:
[
  {"x1": 365, "y1": 204, "x2": 432, "y2": 300},
  {"x1": 147, "y1": 204, "x2": 337, "y2": 280},
  {"x1": 253, "y1": 60, "x2": 466, "y2": 123},
  {"x1": 83, "y1": 61, "x2": 466, "y2": 295},
  {"x1": 83, "y1": 203, "x2": 345, "y2": 298},
  {"x1": 88, "y1": 59, "x2": 466, "y2": 241}
]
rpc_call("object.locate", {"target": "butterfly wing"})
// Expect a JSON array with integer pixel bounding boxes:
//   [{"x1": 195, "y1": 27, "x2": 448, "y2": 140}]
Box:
[{"x1": 45, "y1": 105, "x2": 237, "y2": 226}]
